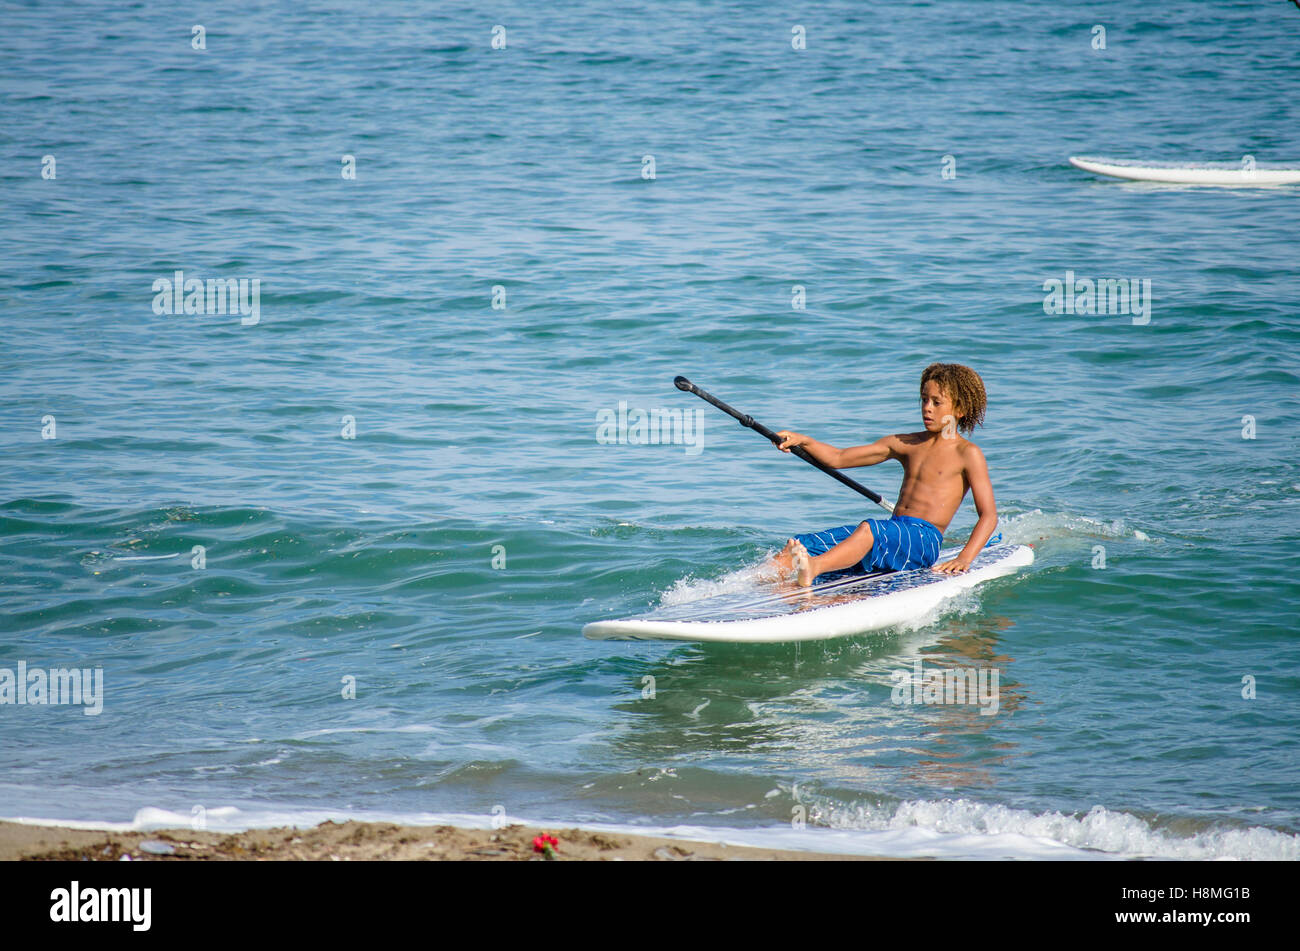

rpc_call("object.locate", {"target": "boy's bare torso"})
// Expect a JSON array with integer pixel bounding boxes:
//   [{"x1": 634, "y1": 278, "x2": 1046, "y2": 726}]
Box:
[{"x1": 888, "y1": 431, "x2": 974, "y2": 534}]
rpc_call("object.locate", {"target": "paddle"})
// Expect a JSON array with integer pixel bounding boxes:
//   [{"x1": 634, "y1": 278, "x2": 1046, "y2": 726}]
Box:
[{"x1": 674, "y1": 376, "x2": 894, "y2": 512}]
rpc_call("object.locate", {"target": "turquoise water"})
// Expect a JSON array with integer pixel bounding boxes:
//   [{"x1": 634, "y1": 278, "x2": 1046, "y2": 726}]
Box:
[{"x1": 1, "y1": 0, "x2": 1298, "y2": 859}]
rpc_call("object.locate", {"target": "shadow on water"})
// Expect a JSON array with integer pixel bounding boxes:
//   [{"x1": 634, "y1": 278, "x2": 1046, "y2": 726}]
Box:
[{"x1": 602, "y1": 611, "x2": 1032, "y2": 795}]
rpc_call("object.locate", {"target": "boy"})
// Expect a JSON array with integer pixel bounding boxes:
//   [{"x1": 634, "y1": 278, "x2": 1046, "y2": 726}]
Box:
[{"x1": 767, "y1": 363, "x2": 998, "y2": 587}]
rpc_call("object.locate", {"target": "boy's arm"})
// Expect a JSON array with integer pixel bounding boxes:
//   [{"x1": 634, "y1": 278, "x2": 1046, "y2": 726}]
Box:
[
  {"x1": 775, "y1": 432, "x2": 897, "y2": 468},
  {"x1": 933, "y1": 445, "x2": 997, "y2": 573}
]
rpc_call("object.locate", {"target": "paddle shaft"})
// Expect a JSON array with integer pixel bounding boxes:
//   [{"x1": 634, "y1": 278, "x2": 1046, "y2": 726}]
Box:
[{"x1": 674, "y1": 376, "x2": 893, "y2": 512}]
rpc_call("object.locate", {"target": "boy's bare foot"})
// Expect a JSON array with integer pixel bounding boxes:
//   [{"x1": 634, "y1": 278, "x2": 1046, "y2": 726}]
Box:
[
  {"x1": 777, "y1": 537, "x2": 799, "y2": 570},
  {"x1": 758, "y1": 538, "x2": 800, "y2": 581},
  {"x1": 791, "y1": 540, "x2": 816, "y2": 587}
]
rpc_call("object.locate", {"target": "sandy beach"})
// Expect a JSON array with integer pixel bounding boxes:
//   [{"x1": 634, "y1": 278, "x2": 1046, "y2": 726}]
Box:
[{"x1": 2, "y1": 819, "x2": 907, "y2": 862}]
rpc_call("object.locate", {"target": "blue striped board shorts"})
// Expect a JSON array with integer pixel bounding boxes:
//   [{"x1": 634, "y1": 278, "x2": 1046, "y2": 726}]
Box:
[{"x1": 794, "y1": 514, "x2": 943, "y2": 578}]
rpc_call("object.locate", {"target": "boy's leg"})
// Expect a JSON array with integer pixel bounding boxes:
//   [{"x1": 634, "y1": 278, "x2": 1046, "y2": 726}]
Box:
[{"x1": 793, "y1": 522, "x2": 874, "y2": 586}]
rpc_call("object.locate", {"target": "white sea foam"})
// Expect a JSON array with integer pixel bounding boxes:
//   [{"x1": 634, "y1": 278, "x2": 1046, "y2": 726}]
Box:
[
  {"x1": 995, "y1": 508, "x2": 1144, "y2": 544},
  {"x1": 656, "y1": 560, "x2": 774, "y2": 607},
  {"x1": 797, "y1": 794, "x2": 1300, "y2": 861}
]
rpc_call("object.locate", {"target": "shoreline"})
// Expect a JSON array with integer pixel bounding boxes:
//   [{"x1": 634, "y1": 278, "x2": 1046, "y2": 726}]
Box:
[{"x1": 1, "y1": 818, "x2": 914, "y2": 862}]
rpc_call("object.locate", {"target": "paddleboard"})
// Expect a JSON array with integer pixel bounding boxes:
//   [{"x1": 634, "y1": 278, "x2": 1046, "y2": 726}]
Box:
[
  {"x1": 1069, "y1": 155, "x2": 1300, "y2": 186},
  {"x1": 582, "y1": 543, "x2": 1033, "y2": 643}
]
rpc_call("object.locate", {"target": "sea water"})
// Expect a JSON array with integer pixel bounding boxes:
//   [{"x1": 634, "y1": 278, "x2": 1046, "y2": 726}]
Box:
[{"x1": 1, "y1": 0, "x2": 1298, "y2": 859}]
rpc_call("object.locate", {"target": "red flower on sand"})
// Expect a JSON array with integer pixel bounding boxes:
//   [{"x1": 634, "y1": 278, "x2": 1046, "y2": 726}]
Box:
[{"x1": 532, "y1": 834, "x2": 559, "y2": 857}]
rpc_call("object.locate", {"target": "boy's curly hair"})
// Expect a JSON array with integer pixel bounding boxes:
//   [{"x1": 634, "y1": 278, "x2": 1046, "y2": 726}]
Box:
[{"x1": 920, "y1": 363, "x2": 986, "y2": 434}]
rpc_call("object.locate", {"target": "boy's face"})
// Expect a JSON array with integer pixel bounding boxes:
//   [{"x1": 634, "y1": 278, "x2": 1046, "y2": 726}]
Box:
[{"x1": 920, "y1": 381, "x2": 958, "y2": 434}]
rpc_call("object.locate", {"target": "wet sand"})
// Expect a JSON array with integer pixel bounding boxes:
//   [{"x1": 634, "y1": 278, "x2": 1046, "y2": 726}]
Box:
[{"x1": 2, "y1": 819, "x2": 911, "y2": 861}]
